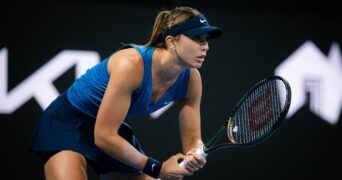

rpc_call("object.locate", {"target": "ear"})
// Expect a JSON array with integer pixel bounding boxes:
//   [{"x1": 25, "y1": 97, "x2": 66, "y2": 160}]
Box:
[{"x1": 165, "y1": 35, "x2": 175, "y2": 49}]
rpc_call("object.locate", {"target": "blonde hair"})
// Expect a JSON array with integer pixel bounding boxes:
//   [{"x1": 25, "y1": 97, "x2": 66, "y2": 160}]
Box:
[{"x1": 144, "y1": 7, "x2": 202, "y2": 48}]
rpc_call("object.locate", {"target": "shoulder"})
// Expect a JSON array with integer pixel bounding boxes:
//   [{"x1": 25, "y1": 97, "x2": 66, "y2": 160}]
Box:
[
  {"x1": 189, "y1": 68, "x2": 202, "y2": 83},
  {"x1": 107, "y1": 47, "x2": 144, "y2": 75},
  {"x1": 107, "y1": 47, "x2": 144, "y2": 90}
]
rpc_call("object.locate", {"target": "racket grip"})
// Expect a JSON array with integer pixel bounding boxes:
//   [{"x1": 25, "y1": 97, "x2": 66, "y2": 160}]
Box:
[
  {"x1": 178, "y1": 148, "x2": 207, "y2": 168},
  {"x1": 178, "y1": 161, "x2": 186, "y2": 168}
]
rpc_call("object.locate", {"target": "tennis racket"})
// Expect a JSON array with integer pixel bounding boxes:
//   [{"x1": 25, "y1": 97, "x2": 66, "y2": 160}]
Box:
[{"x1": 179, "y1": 75, "x2": 291, "y2": 167}]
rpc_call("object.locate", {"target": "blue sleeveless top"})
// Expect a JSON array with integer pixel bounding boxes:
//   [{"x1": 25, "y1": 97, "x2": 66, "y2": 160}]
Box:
[{"x1": 66, "y1": 44, "x2": 190, "y2": 120}]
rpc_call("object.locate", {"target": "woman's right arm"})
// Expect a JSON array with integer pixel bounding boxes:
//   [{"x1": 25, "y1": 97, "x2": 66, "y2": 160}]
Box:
[
  {"x1": 94, "y1": 49, "x2": 147, "y2": 169},
  {"x1": 94, "y1": 49, "x2": 190, "y2": 179}
]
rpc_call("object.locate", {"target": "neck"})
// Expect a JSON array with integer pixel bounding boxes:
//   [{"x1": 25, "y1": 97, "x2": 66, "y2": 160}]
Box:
[{"x1": 152, "y1": 48, "x2": 184, "y2": 84}]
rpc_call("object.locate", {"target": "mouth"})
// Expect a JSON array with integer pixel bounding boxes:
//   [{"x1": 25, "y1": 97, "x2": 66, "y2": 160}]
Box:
[{"x1": 196, "y1": 55, "x2": 206, "y2": 62}]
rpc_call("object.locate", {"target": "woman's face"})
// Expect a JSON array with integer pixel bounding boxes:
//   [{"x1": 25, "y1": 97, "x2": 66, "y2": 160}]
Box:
[{"x1": 173, "y1": 34, "x2": 210, "y2": 68}]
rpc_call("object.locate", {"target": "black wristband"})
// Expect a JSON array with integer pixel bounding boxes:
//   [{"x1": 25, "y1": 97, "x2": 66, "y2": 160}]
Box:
[{"x1": 143, "y1": 157, "x2": 162, "y2": 179}]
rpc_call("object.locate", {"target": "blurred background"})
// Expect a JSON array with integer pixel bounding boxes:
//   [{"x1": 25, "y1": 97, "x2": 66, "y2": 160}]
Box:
[{"x1": 1, "y1": 0, "x2": 341, "y2": 179}]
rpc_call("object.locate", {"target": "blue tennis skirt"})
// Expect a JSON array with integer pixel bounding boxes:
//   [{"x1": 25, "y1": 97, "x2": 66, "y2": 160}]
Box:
[{"x1": 27, "y1": 92, "x2": 144, "y2": 174}]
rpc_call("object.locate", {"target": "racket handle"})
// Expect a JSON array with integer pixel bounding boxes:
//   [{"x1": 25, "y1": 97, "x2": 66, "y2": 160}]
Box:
[{"x1": 178, "y1": 148, "x2": 207, "y2": 168}]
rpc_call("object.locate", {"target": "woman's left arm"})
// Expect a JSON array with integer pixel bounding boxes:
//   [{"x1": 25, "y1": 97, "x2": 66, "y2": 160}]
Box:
[{"x1": 178, "y1": 68, "x2": 206, "y2": 172}]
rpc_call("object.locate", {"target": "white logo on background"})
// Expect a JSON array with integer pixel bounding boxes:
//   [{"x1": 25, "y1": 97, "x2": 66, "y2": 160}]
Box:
[
  {"x1": 0, "y1": 47, "x2": 174, "y2": 119},
  {"x1": 0, "y1": 47, "x2": 100, "y2": 113},
  {"x1": 200, "y1": 19, "x2": 206, "y2": 23},
  {"x1": 275, "y1": 41, "x2": 342, "y2": 125}
]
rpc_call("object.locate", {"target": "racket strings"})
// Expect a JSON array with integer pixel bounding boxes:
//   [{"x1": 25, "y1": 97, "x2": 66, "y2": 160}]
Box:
[{"x1": 230, "y1": 79, "x2": 288, "y2": 144}]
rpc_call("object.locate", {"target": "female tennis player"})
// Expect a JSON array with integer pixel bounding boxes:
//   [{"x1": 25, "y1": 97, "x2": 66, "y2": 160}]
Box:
[{"x1": 27, "y1": 6, "x2": 222, "y2": 180}]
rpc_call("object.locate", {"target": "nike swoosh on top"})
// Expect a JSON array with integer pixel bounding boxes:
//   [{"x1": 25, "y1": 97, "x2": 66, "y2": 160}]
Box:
[{"x1": 152, "y1": 164, "x2": 156, "y2": 171}]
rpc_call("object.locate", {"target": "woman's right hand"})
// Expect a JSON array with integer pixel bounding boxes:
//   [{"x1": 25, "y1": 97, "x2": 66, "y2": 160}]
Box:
[{"x1": 159, "y1": 153, "x2": 192, "y2": 180}]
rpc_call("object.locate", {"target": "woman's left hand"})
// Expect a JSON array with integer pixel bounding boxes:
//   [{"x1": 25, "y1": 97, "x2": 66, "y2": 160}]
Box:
[{"x1": 182, "y1": 148, "x2": 207, "y2": 173}]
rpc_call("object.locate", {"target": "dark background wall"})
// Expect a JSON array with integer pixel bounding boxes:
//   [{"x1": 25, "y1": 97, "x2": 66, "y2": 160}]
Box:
[{"x1": 1, "y1": 1, "x2": 341, "y2": 179}]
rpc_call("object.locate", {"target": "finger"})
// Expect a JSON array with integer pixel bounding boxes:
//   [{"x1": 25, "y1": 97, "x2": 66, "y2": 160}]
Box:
[
  {"x1": 185, "y1": 166, "x2": 198, "y2": 173},
  {"x1": 186, "y1": 156, "x2": 206, "y2": 170},
  {"x1": 192, "y1": 154, "x2": 206, "y2": 166},
  {"x1": 186, "y1": 152, "x2": 206, "y2": 167},
  {"x1": 179, "y1": 161, "x2": 193, "y2": 175},
  {"x1": 177, "y1": 154, "x2": 202, "y2": 174},
  {"x1": 183, "y1": 157, "x2": 201, "y2": 172}
]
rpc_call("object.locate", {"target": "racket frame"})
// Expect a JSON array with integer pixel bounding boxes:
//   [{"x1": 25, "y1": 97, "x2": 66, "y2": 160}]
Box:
[{"x1": 203, "y1": 76, "x2": 291, "y2": 155}]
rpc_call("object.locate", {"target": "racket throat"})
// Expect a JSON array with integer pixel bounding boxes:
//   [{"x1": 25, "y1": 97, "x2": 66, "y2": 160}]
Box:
[{"x1": 204, "y1": 125, "x2": 227, "y2": 149}]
